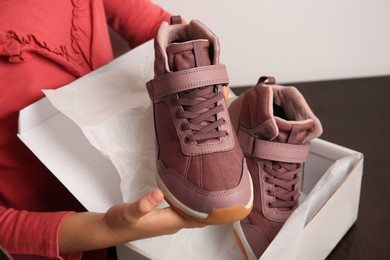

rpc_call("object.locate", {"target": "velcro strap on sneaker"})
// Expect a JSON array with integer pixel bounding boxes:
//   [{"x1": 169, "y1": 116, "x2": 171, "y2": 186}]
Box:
[
  {"x1": 146, "y1": 64, "x2": 229, "y2": 100},
  {"x1": 237, "y1": 129, "x2": 311, "y2": 163}
]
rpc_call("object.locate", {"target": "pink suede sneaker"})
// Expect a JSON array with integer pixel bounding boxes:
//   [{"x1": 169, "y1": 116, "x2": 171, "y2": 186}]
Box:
[
  {"x1": 229, "y1": 77, "x2": 323, "y2": 259},
  {"x1": 146, "y1": 17, "x2": 253, "y2": 224}
]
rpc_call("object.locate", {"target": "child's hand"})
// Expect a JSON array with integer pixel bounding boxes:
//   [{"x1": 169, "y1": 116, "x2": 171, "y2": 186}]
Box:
[
  {"x1": 59, "y1": 190, "x2": 204, "y2": 254},
  {"x1": 103, "y1": 190, "x2": 204, "y2": 240}
]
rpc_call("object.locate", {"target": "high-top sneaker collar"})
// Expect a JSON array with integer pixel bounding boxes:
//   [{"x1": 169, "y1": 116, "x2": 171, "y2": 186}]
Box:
[
  {"x1": 274, "y1": 117, "x2": 315, "y2": 144},
  {"x1": 266, "y1": 78, "x2": 323, "y2": 143},
  {"x1": 239, "y1": 77, "x2": 322, "y2": 144},
  {"x1": 268, "y1": 84, "x2": 317, "y2": 145},
  {"x1": 153, "y1": 19, "x2": 220, "y2": 76}
]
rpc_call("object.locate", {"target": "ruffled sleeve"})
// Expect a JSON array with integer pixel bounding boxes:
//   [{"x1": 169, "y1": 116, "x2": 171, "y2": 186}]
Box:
[
  {"x1": 103, "y1": 0, "x2": 171, "y2": 48},
  {"x1": 0, "y1": 30, "x2": 90, "y2": 77}
]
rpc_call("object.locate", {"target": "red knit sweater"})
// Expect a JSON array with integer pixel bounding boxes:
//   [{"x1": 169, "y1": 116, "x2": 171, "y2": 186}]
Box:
[{"x1": 0, "y1": 0, "x2": 170, "y2": 259}]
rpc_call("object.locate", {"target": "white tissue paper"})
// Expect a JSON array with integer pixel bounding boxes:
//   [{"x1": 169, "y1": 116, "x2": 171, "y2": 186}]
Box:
[
  {"x1": 42, "y1": 40, "x2": 361, "y2": 260},
  {"x1": 43, "y1": 41, "x2": 157, "y2": 202}
]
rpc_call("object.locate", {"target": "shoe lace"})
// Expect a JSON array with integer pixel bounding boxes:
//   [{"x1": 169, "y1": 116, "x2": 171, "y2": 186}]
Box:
[
  {"x1": 175, "y1": 86, "x2": 227, "y2": 143},
  {"x1": 263, "y1": 161, "x2": 300, "y2": 209}
]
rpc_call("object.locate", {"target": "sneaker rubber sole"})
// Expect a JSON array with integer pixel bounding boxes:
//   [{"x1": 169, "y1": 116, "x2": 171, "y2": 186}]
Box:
[{"x1": 156, "y1": 172, "x2": 254, "y2": 225}]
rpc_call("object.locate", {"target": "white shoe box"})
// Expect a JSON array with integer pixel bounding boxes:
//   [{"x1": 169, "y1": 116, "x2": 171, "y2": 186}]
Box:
[{"x1": 18, "y1": 96, "x2": 363, "y2": 260}]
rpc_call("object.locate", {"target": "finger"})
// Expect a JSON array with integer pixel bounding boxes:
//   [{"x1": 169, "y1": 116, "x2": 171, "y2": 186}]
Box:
[
  {"x1": 127, "y1": 190, "x2": 164, "y2": 221},
  {"x1": 223, "y1": 85, "x2": 230, "y2": 100}
]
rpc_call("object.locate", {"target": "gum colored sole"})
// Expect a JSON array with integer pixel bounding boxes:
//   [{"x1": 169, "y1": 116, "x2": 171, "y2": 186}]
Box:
[{"x1": 165, "y1": 198, "x2": 253, "y2": 225}]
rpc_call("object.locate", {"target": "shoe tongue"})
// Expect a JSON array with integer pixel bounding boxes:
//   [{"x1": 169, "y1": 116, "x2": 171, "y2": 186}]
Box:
[
  {"x1": 166, "y1": 39, "x2": 211, "y2": 71},
  {"x1": 166, "y1": 39, "x2": 219, "y2": 143}
]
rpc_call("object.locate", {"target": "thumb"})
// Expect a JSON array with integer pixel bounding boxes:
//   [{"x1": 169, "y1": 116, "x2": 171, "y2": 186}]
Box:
[{"x1": 127, "y1": 190, "x2": 164, "y2": 221}]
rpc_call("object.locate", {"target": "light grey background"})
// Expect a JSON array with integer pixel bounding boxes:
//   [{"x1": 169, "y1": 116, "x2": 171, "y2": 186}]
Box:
[{"x1": 111, "y1": 0, "x2": 390, "y2": 86}]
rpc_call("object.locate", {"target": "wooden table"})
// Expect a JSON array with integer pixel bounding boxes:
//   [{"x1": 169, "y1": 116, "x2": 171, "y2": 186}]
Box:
[{"x1": 232, "y1": 76, "x2": 390, "y2": 259}]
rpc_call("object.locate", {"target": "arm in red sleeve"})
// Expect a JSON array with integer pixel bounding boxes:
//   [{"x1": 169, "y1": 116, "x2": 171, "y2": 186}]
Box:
[
  {"x1": 0, "y1": 206, "x2": 81, "y2": 260},
  {"x1": 103, "y1": 0, "x2": 172, "y2": 48}
]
